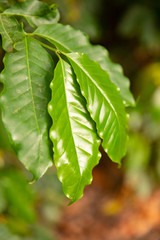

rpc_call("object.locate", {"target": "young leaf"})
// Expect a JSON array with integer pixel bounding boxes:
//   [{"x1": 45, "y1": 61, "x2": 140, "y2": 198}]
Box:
[
  {"x1": 65, "y1": 52, "x2": 127, "y2": 164},
  {"x1": 48, "y1": 58, "x2": 101, "y2": 203},
  {"x1": 34, "y1": 23, "x2": 135, "y2": 106},
  {"x1": 0, "y1": 36, "x2": 54, "y2": 179},
  {"x1": 0, "y1": 15, "x2": 24, "y2": 52},
  {"x1": 4, "y1": 0, "x2": 60, "y2": 28}
]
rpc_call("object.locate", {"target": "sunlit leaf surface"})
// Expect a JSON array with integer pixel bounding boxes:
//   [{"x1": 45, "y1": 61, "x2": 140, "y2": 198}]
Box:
[
  {"x1": 48, "y1": 58, "x2": 101, "y2": 202},
  {"x1": 66, "y1": 52, "x2": 127, "y2": 163}
]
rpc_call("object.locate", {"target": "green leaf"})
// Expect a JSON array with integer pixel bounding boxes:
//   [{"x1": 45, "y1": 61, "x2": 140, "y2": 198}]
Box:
[
  {"x1": 0, "y1": 15, "x2": 24, "y2": 52},
  {"x1": 4, "y1": 0, "x2": 60, "y2": 28},
  {"x1": 66, "y1": 52, "x2": 127, "y2": 163},
  {"x1": 0, "y1": 108, "x2": 12, "y2": 151},
  {"x1": 34, "y1": 23, "x2": 135, "y2": 106},
  {"x1": 0, "y1": 36, "x2": 54, "y2": 179},
  {"x1": 48, "y1": 58, "x2": 101, "y2": 202},
  {"x1": 0, "y1": 169, "x2": 36, "y2": 222}
]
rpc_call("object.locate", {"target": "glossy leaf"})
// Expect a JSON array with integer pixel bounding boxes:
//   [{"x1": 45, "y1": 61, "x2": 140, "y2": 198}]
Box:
[
  {"x1": 0, "y1": 15, "x2": 24, "y2": 52},
  {"x1": 4, "y1": 0, "x2": 60, "y2": 28},
  {"x1": 34, "y1": 23, "x2": 135, "y2": 106},
  {"x1": 66, "y1": 52, "x2": 127, "y2": 163},
  {"x1": 48, "y1": 58, "x2": 101, "y2": 202},
  {"x1": 0, "y1": 36, "x2": 54, "y2": 179}
]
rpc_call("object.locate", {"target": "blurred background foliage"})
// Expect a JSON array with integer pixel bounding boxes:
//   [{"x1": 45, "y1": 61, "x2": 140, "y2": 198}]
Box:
[{"x1": 0, "y1": 0, "x2": 160, "y2": 239}]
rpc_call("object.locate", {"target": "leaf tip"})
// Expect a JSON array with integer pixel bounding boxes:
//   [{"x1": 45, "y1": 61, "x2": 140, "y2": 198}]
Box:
[
  {"x1": 68, "y1": 193, "x2": 84, "y2": 206},
  {"x1": 29, "y1": 179, "x2": 36, "y2": 185},
  {"x1": 117, "y1": 161, "x2": 122, "y2": 168}
]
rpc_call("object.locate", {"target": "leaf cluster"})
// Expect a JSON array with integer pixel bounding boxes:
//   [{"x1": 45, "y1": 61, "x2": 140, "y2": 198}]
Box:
[{"x1": 0, "y1": 0, "x2": 134, "y2": 203}]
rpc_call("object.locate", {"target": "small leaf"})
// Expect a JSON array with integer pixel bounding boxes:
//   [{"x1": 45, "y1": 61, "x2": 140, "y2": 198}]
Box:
[
  {"x1": 48, "y1": 58, "x2": 101, "y2": 202},
  {"x1": 34, "y1": 23, "x2": 135, "y2": 106},
  {"x1": 0, "y1": 36, "x2": 54, "y2": 179},
  {"x1": 4, "y1": 0, "x2": 60, "y2": 28},
  {"x1": 66, "y1": 52, "x2": 127, "y2": 163},
  {"x1": 0, "y1": 15, "x2": 24, "y2": 52}
]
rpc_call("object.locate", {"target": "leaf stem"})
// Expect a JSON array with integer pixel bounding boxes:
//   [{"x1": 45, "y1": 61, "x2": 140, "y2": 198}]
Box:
[{"x1": 25, "y1": 32, "x2": 60, "y2": 57}]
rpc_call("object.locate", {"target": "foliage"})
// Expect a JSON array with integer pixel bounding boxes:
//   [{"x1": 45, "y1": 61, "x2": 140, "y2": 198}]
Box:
[
  {"x1": 124, "y1": 62, "x2": 160, "y2": 196},
  {"x1": 0, "y1": 168, "x2": 35, "y2": 222},
  {"x1": 118, "y1": 4, "x2": 160, "y2": 51},
  {"x1": 0, "y1": 165, "x2": 63, "y2": 239},
  {"x1": 0, "y1": 0, "x2": 134, "y2": 202}
]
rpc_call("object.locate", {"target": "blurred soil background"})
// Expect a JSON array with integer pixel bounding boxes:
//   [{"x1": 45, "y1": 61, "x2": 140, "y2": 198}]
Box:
[{"x1": 0, "y1": 0, "x2": 160, "y2": 239}]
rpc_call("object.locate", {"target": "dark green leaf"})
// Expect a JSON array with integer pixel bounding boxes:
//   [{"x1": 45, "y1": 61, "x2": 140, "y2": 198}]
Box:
[
  {"x1": 0, "y1": 15, "x2": 24, "y2": 52},
  {"x1": 66, "y1": 52, "x2": 127, "y2": 163},
  {"x1": 48, "y1": 58, "x2": 101, "y2": 202},
  {"x1": 0, "y1": 36, "x2": 54, "y2": 179},
  {"x1": 4, "y1": 0, "x2": 60, "y2": 28},
  {"x1": 34, "y1": 23, "x2": 135, "y2": 106}
]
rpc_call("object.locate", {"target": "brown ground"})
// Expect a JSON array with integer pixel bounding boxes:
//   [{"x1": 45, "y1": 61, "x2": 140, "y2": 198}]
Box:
[{"x1": 55, "y1": 159, "x2": 160, "y2": 240}]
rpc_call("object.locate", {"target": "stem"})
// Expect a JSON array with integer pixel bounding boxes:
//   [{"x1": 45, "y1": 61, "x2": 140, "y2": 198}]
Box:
[{"x1": 25, "y1": 33, "x2": 60, "y2": 57}]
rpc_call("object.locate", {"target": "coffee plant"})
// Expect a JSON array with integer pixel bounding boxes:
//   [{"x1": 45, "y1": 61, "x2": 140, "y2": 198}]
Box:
[{"x1": 0, "y1": 0, "x2": 135, "y2": 203}]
